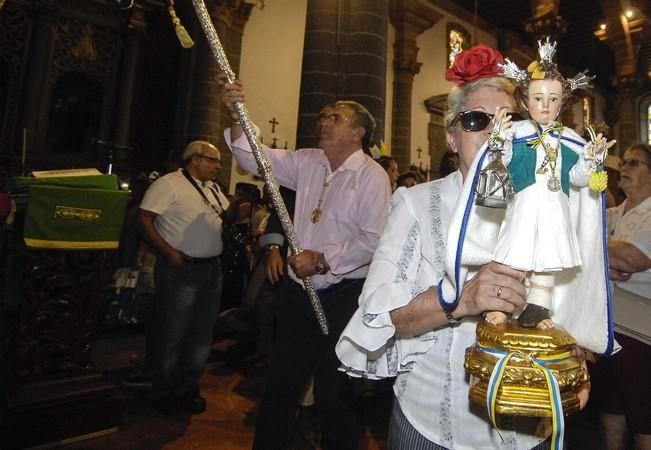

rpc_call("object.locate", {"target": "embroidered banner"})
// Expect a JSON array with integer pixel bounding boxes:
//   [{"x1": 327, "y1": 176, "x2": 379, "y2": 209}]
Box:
[{"x1": 23, "y1": 184, "x2": 128, "y2": 250}]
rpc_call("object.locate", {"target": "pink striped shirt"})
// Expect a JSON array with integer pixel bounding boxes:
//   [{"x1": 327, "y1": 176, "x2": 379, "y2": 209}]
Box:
[{"x1": 225, "y1": 129, "x2": 391, "y2": 289}]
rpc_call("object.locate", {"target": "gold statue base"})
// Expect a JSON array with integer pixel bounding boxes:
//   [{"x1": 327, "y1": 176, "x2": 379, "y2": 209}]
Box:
[{"x1": 464, "y1": 320, "x2": 589, "y2": 418}]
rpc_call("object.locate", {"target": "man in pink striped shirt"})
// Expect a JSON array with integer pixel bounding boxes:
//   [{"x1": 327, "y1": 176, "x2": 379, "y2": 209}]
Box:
[{"x1": 220, "y1": 76, "x2": 391, "y2": 450}]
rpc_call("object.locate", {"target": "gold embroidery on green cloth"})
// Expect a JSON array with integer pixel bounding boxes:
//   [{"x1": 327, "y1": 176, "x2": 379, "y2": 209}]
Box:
[
  {"x1": 54, "y1": 206, "x2": 102, "y2": 222},
  {"x1": 24, "y1": 239, "x2": 119, "y2": 249}
]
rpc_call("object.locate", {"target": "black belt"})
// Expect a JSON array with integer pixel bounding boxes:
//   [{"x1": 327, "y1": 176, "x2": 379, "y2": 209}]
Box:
[
  {"x1": 186, "y1": 256, "x2": 219, "y2": 264},
  {"x1": 286, "y1": 277, "x2": 363, "y2": 295},
  {"x1": 317, "y1": 278, "x2": 363, "y2": 295}
]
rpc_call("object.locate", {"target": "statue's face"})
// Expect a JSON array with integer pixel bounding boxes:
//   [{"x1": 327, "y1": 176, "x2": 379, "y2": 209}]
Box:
[{"x1": 525, "y1": 79, "x2": 563, "y2": 126}]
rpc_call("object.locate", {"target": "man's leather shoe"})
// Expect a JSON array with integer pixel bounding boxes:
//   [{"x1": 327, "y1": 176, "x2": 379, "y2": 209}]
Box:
[
  {"x1": 180, "y1": 395, "x2": 206, "y2": 414},
  {"x1": 154, "y1": 398, "x2": 181, "y2": 416}
]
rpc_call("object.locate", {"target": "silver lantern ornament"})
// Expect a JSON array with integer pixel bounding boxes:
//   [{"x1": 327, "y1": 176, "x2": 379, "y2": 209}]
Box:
[{"x1": 474, "y1": 126, "x2": 513, "y2": 209}]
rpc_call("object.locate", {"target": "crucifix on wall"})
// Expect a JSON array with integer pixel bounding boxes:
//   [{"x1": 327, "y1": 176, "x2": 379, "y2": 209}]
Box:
[
  {"x1": 269, "y1": 117, "x2": 279, "y2": 133},
  {"x1": 415, "y1": 146, "x2": 430, "y2": 182}
]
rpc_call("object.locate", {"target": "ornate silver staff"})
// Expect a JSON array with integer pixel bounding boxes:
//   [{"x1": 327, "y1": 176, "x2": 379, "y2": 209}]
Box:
[{"x1": 191, "y1": 0, "x2": 329, "y2": 335}]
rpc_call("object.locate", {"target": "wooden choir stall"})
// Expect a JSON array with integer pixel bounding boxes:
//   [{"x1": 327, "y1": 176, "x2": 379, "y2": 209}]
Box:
[{"x1": 1, "y1": 171, "x2": 129, "y2": 448}]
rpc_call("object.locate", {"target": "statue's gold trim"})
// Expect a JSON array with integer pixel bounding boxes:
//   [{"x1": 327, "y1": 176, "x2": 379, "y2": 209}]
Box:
[
  {"x1": 54, "y1": 206, "x2": 102, "y2": 222},
  {"x1": 475, "y1": 320, "x2": 577, "y2": 352},
  {"x1": 464, "y1": 346, "x2": 587, "y2": 390},
  {"x1": 465, "y1": 321, "x2": 588, "y2": 418},
  {"x1": 469, "y1": 379, "x2": 582, "y2": 418}
]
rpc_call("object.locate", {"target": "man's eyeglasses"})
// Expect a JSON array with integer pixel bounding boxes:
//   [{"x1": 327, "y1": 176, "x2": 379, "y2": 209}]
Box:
[
  {"x1": 450, "y1": 110, "x2": 524, "y2": 132},
  {"x1": 317, "y1": 112, "x2": 351, "y2": 125},
  {"x1": 618, "y1": 158, "x2": 651, "y2": 169},
  {"x1": 197, "y1": 154, "x2": 221, "y2": 164}
]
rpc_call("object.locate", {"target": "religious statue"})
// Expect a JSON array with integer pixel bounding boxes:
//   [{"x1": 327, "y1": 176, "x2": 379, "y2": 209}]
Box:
[
  {"x1": 485, "y1": 37, "x2": 615, "y2": 329},
  {"x1": 441, "y1": 38, "x2": 618, "y2": 447}
]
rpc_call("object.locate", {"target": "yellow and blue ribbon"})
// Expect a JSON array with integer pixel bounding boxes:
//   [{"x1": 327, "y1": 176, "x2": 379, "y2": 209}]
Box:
[{"x1": 480, "y1": 345, "x2": 571, "y2": 450}]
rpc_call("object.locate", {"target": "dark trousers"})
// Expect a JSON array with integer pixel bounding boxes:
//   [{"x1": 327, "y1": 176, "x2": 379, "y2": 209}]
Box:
[
  {"x1": 150, "y1": 257, "x2": 223, "y2": 401},
  {"x1": 253, "y1": 278, "x2": 363, "y2": 450}
]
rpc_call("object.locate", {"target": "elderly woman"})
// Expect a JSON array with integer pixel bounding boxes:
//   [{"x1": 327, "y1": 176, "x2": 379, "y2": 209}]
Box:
[
  {"x1": 592, "y1": 143, "x2": 651, "y2": 450},
  {"x1": 336, "y1": 45, "x2": 574, "y2": 450}
]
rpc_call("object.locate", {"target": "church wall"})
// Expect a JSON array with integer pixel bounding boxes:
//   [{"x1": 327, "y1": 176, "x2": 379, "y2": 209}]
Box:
[
  {"x1": 229, "y1": 0, "x2": 307, "y2": 193},
  {"x1": 230, "y1": 0, "x2": 489, "y2": 175},
  {"x1": 411, "y1": 5, "x2": 497, "y2": 171},
  {"x1": 225, "y1": 1, "x2": 612, "y2": 187}
]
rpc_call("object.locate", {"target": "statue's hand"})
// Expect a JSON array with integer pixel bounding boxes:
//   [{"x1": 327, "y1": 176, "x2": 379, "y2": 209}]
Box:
[{"x1": 585, "y1": 132, "x2": 616, "y2": 164}]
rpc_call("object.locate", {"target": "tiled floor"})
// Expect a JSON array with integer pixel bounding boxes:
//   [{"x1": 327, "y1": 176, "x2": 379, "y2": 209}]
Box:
[
  {"x1": 55, "y1": 328, "x2": 601, "y2": 450},
  {"x1": 57, "y1": 331, "x2": 391, "y2": 450}
]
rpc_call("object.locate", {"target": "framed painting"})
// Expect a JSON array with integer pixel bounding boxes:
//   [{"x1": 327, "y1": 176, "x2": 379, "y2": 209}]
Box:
[{"x1": 446, "y1": 23, "x2": 470, "y2": 69}]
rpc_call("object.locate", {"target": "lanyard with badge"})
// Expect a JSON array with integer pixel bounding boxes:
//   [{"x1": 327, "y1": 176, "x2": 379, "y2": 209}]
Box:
[{"x1": 181, "y1": 169, "x2": 226, "y2": 217}]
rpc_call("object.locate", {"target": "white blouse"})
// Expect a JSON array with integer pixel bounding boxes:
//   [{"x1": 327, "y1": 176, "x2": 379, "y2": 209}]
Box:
[{"x1": 337, "y1": 173, "x2": 545, "y2": 450}]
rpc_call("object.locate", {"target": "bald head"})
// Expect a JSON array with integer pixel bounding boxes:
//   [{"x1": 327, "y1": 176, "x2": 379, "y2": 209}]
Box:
[{"x1": 182, "y1": 140, "x2": 219, "y2": 166}]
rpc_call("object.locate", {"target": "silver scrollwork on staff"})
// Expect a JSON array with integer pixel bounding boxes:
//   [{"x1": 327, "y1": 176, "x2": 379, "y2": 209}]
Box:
[{"x1": 191, "y1": 0, "x2": 329, "y2": 335}]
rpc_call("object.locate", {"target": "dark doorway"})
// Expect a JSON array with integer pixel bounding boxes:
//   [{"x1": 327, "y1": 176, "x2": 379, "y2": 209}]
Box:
[
  {"x1": 0, "y1": 60, "x2": 8, "y2": 147},
  {"x1": 47, "y1": 72, "x2": 102, "y2": 160}
]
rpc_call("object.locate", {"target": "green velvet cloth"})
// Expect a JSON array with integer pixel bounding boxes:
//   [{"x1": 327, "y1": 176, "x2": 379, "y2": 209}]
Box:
[
  {"x1": 13, "y1": 174, "x2": 120, "y2": 191},
  {"x1": 20, "y1": 176, "x2": 128, "y2": 250}
]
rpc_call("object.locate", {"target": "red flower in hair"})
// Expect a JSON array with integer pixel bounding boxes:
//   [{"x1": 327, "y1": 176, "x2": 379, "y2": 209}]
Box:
[{"x1": 446, "y1": 44, "x2": 504, "y2": 86}]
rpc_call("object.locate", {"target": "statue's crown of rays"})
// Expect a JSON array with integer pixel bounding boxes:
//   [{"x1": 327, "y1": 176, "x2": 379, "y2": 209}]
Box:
[
  {"x1": 499, "y1": 58, "x2": 528, "y2": 83},
  {"x1": 568, "y1": 70, "x2": 595, "y2": 91},
  {"x1": 499, "y1": 36, "x2": 594, "y2": 93},
  {"x1": 537, "y1": 37, "x2": 557, "y2": 65}
]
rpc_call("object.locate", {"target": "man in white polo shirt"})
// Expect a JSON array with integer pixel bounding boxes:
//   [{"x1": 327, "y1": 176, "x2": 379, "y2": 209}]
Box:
[{"x1": 139, "y1": 140, "x2": 229, "y2": 415}]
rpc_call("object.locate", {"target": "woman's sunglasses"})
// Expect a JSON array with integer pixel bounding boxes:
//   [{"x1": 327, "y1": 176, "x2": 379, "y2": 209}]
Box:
[{"x1": 450, "y1": 111, "x2": 524, "y2": 132}]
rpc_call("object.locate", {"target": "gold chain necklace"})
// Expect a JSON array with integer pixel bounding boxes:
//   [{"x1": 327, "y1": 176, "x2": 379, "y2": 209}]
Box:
[
  {"x1": 529, "y1": 121, "x2": 562, "y2": 192},
  {"x1": 311, "y1": 167, "x2": 330, "y2": 223}
]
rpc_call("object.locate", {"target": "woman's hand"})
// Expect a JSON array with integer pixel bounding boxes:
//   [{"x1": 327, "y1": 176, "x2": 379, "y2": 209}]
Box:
[
  {"x1": 454, "y1": 262, "x2": 527, "y2": 319},
  {"x1": 609, "y1": 267, "x2": 631, "y2": 282}
]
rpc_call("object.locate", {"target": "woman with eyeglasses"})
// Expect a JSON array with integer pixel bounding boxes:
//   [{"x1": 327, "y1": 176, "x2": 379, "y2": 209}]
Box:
[
  {"x1": 337, "y1": 45, "x2": 565, "y2": 450},
  {"x1": 590, "y1": 142, "x2": 651, "y2": 450}
]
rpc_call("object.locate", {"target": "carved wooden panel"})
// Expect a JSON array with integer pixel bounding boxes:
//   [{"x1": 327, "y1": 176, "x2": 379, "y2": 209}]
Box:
[
  {"x1": 51, "y1": 15, "x2": 120, "y2": 81},
  {"x1": 4, "y1": 243, "x2": 115, "y2": 385},
  {"x1": 0, "y1": 2, "x2": 32, "y2": 158}
]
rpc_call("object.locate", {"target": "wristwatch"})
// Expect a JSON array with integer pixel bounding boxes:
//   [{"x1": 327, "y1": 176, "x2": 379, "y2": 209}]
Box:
[
  {"x1": 265, "y1": 244, "x2": 281, "y2": 253},
  {"x1": 444, "y1": 308, "x2": 459, "y2": 325},
  {"x1": 314, "y1": 254, "x2": 329, "y2": 275}
]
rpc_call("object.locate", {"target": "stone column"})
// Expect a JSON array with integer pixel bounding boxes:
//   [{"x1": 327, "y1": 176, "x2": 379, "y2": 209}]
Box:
[
  {"x1": 172, "y1": 0, "x2": 253, "y2": 183},
  {"x1": 424, "y1": 94, "x2": 448, "y2": 179},
  {"x1": 111, "y1": 6, "x2": 146, "y2": 175},
  {"x1": 613, "y1": 75, "x2": 644, "y2": 151},
  {"x1": 389, "y1": 0, "x2": 441, "y2": 171},
  {"x1": 20, "y1": 1, "x2": 56, "y2": 165},
  {"x1": 296, "y1": 0, "x2": 389, "y2": 149}
]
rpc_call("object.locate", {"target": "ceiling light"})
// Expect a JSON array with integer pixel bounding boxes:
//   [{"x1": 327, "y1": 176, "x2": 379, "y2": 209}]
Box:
[
  {"x1": 625, "y1": 9, "x2": 634, "y2": 18},
  {"x1": 600, "y1": 23, "x2": 607, "y2": 30}
]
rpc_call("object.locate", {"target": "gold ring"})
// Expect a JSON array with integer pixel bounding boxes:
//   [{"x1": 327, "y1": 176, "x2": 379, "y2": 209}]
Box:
[{"x1": 496, "y1": 286, "x2": 503, "y2": 298}]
